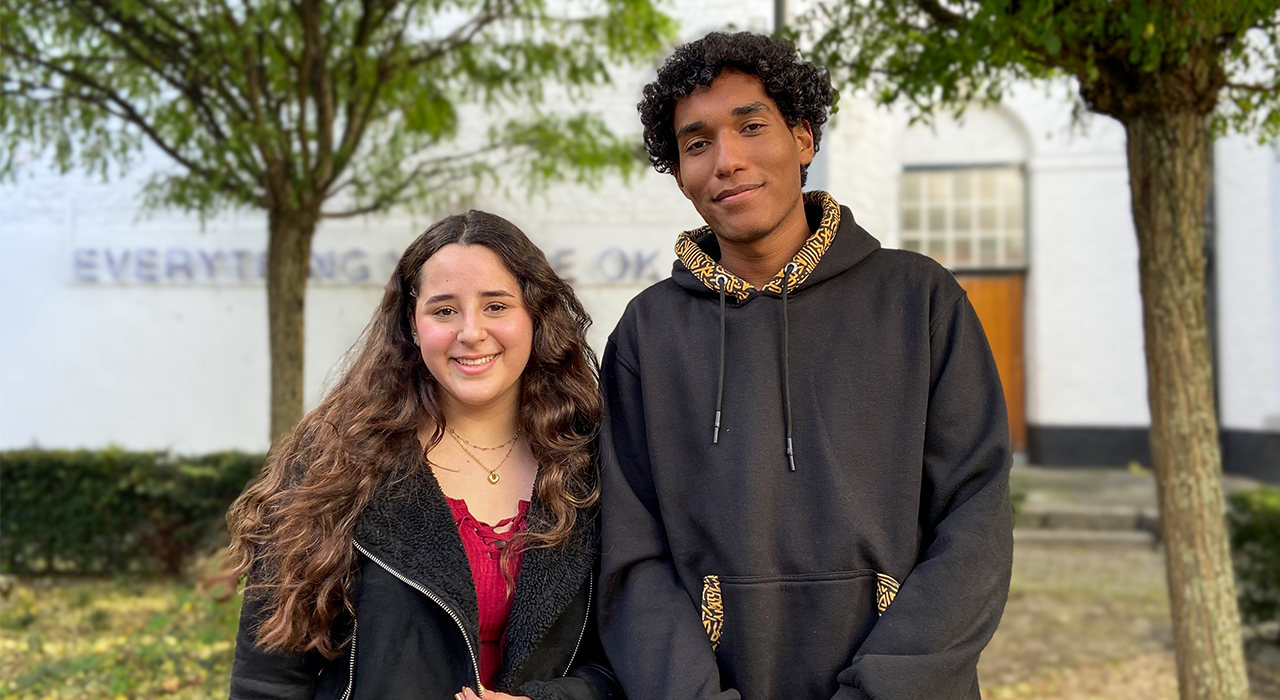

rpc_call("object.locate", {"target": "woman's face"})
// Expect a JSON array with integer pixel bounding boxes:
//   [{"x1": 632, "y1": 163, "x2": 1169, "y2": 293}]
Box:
[{"x1": 411, "y1": 243, "x2": 534, "y2": 414}]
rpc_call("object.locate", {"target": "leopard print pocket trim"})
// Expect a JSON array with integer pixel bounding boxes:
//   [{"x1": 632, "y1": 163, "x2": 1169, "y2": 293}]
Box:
[
  {"x1": 701, "y1": 575, "x2": 724, "y2": 651},
  {"x1": 876, "y1": 572, "x2": 900, "y2": 615}
]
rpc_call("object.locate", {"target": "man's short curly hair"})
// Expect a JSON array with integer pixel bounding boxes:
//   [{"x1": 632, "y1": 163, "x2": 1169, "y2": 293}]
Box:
[{"x1": 639, "y1": 32, "x2": 834, "y2": 186}]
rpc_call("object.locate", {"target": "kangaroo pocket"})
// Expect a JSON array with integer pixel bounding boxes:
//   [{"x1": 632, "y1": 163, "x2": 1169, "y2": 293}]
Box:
[{"x1": 710, "y1": 570, "x2": 880, "y2": 700}]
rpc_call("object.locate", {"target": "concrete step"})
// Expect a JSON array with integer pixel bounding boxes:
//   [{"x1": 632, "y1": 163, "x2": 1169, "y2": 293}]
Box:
[
  {"x1": 1015, "y1": 503, "x2": 1160, "y2": 534},
  {"x1": 1013, "y1": 529, "x2": 1158, "y2": 548}
]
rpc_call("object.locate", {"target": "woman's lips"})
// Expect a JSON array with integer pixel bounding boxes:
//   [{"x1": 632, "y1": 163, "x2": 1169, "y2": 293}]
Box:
[{"x1": 452, "y1": 353, "x2": 498, "y2": 374}]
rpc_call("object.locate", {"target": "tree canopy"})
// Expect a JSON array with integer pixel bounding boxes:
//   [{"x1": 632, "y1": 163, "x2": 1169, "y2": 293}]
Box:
[
  {"x1": 801, "y1": 2, "x2": 1280, "y2": 698},
  {"x1": 803, "y1": 0, "x2": 1280, "y2": 131},
  {"x1": 0, "y1": 0, "x2": 675, "y2": 439},
  {"x1": 0, "y1": 0, "x2": 675, "y2": 217}
]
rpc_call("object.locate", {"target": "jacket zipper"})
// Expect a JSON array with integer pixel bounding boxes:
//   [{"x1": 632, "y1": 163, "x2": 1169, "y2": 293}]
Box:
[
  {"x1": 338, "y1": 619, "x2": 357, "y2": 700},
  {"x1": 562, "y1": 571, "x2": 593, "y2": 675},
  {"x1": 353, "y1": 541, "x2": 483, "y2": 696}
]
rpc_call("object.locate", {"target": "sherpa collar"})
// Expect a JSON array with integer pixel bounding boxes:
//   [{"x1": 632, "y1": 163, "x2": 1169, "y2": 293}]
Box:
[{"x1": 674, "y1": 190, "x2": 842, "y2": 301}]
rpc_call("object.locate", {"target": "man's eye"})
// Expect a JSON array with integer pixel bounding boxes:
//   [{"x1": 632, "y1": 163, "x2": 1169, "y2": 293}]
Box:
[
  {"x1": 685, "y1": 139, "x2": 708, "y2": 153},
  {"x1": 744, "y1": 123, "x2": 764, "y2": 132}
]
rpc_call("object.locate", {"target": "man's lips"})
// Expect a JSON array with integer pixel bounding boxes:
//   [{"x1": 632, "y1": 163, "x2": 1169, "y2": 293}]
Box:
[{"x1": 713, "y1": 183, "x2": 761, "y2": 203}]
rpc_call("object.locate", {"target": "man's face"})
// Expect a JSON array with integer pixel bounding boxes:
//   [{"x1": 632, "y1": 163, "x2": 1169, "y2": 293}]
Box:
[{"x1": 672, "y1": 69, "x2": 814, "y2": 244}]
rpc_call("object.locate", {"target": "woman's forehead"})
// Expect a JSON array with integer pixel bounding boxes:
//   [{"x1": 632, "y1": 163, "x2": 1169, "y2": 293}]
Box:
[{"x1": 417, "y1": 244, "x2": 520, "y2": 296}]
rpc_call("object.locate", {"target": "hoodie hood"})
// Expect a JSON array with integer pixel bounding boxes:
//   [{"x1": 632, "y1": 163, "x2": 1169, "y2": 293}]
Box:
[{"x1": 671, "y1": 190, "x2": 880, "y2": 301}]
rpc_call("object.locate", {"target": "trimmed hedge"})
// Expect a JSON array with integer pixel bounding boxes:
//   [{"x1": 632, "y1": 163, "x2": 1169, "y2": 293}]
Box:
[
  {"x1": 0, "y1": 449, "x2": 262, "y2": 575},
  {"x1": 1228, "y1": 486, "x2": 1280, "y2": 642}
]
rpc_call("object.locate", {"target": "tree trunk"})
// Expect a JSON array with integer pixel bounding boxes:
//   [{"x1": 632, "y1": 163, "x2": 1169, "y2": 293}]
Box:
[
  {"x1": 266, "y1": 208, "x2": 317, "y2": 443},
  {"x1": 1125, "y1": 109, "x2": 1249, "y2": 700}
]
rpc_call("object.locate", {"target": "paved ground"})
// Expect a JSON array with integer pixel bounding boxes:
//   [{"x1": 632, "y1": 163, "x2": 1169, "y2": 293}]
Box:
[{"x1": 977, "y1": 465, "x2": 1280, "y2": 699}]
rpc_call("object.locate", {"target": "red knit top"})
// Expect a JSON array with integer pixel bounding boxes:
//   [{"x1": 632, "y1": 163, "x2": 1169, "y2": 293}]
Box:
[{"x1": 447, "y1": 496, "x2": 530, "y2": 690}]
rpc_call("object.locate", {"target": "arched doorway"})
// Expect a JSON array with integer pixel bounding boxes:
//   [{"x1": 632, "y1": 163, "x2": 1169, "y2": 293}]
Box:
[{"x1": 900, "y1": 108, "x2": 1031, "y2": 453}]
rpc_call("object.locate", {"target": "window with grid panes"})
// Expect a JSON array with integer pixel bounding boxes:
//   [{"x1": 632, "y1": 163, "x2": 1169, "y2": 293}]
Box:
[{"x1": 900, "y1": 167, "x2": 1026, "y2": 270}]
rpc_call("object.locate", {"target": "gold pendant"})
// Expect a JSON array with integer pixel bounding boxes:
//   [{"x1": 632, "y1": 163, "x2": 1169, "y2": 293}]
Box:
[{"x1": 487, "y1": 471, "x2": 500, "y2": 484}]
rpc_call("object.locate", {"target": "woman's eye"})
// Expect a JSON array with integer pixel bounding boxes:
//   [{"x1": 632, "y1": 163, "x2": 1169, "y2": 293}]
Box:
[
  {"x1": 431, "y1": 307, "x2": 456, "y2": 317},
  {"x1": 486, "y1": 303, "x2": 509, "y2": 313}
]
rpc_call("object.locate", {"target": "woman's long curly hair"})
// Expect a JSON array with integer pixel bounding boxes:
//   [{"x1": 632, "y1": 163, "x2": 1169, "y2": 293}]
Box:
[{"x1": 223, "y1": 210, "x2": 601, "y2": 658}]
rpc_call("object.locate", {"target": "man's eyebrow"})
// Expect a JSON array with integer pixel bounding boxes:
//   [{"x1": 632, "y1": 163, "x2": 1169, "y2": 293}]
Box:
[
  {"x1": 731, "y1": 102, "x2": 770, "y2": 117},
  {"x1": 675, "y1": 120, "x2": 706, "y2": 139},
  {"x1": 676, "y1": 103, "x2": 771, "y2": 139}
]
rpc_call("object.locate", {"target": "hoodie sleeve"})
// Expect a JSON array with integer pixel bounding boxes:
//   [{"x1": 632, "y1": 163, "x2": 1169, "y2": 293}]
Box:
[
  {"x1": 597, "y1": 336, "x2": 741, "y2": 700},
  {"x1": 832, "y1": 292, "x2": 1014, "y2": 700}
]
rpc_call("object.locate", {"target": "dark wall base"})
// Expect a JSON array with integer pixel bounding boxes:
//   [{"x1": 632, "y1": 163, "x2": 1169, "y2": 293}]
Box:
[
  {"x1": 1027, "y1": 425, "x2": 1278, "y2": 484},
  {"x1": 1027, "y1": 426, "x2": 1151, "y2": 468},
  {"x1": 1222, "y1": 430, "x2": 1280, "y2": 483}
]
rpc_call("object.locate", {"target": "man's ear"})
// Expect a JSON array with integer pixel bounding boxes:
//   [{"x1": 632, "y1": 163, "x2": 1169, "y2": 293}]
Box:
[{"x1": 795, "y1": 120, "x2": 815, "y2": 167}]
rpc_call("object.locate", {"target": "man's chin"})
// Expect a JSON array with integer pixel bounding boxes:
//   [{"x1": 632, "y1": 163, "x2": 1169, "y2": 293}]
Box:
[{"x1": 708, "y1": 220, "x2": 772, "y2": 244}]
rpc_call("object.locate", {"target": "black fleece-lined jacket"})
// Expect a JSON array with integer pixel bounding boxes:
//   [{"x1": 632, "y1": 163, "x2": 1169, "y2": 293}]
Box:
[
  {"x1": 230, "y1": 443, "x2": 620, "y2": 700},
  {"x1": 598, "y1": 191, "x2": 1013, "y2": 700}
]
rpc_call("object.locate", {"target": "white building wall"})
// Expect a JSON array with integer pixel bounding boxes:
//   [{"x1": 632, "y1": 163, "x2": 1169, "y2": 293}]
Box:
[
  {"x1": 0, "y1": 0, "x2": 775, "y2": 453},
  {"x1": 1, "y1": 6, "x2": 1275, "y2": 457},
  {"x1": 1274, "y1": 154, "x2": 1280, "y2": 430},
  {"x1": 886, "y1": 87, "x2": 1151, "y2": 430},
  {"x1": 1011, "y1": 90, "x2": 1150, "y2": 430},
  {"x1": 1215, "y1": 137, "x2": 1280, "y2": 433}
]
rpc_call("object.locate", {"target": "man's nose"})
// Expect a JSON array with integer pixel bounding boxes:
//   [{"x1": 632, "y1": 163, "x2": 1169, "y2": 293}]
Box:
[{"x1": 713, "y1": 135, "x2": 747, "y2": 178}]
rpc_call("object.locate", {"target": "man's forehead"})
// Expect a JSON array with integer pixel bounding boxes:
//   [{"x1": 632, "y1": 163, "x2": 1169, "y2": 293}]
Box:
[{"x1": 673, "y1": 71, "x2": 777, "y2": 129}]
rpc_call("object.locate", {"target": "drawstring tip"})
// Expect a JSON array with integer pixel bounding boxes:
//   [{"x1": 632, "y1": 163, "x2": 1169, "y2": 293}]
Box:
[
  {"x1": 786, "y1": 438, "x2": 796, "y2": 472},
  {"x1": 712, "y1": 411, "x2": 722, "y2": 444}
]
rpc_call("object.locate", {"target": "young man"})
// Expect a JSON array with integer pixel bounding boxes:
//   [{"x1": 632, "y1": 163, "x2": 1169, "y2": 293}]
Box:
[{"x1": 598, "y1": 32, "x2": 1013, "y2": 700}]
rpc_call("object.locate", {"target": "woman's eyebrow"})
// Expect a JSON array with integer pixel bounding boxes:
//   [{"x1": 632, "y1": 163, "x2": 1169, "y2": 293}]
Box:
[{"x1": 424, "y1": 290, "x2": 514, "y2": 305}]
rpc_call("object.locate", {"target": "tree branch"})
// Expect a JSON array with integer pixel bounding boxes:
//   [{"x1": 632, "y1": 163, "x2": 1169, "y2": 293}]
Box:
[
  {"x1": 0, "y1": 43, "x2": 262, "y2": 201},
  {"x1": 322, "y1": 143, "x2": 501, "y2": 216},
  {"x1": 71, "y1": 0, "x2": 252, "y2": 147},
  {"x1": 914, "y1": 0, "x2": 966, "y2": 29},
  {"x1": 1226, "y1": 80, "x2": 1280, "y2": 94}
]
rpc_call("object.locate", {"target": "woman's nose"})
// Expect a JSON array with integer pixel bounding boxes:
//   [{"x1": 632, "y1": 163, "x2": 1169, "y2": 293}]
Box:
[{"x1": 457, "y1": 312, "x2": 488, "y2": 343}]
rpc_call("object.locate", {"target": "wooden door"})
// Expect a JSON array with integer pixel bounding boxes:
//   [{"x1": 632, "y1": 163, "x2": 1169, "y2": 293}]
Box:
[{"x1": 954, "y1": 273, "x2": 1026, "y2": 453}]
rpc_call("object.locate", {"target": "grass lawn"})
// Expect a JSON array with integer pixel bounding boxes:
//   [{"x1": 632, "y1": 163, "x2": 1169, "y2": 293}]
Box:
[
  {"x1": 2, "y1": 550, "x2": 1275, "y2": 699},
  {"x1": 0, "y1": 577, "x2": 241, "y2": 699}
]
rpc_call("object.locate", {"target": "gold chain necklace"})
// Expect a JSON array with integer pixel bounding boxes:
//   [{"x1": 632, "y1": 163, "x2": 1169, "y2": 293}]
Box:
[
  {"x1": 447, "y1": 426, "x2": 519, "y2": 452},
  {"x1": 447, "y1": 429, "x2": 518, "y2": 485}
]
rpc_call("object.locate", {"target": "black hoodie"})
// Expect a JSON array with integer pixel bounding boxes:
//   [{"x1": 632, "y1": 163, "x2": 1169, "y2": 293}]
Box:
[{"x1": 598, "y1": 191, "x2": 1013, "y2": 700}]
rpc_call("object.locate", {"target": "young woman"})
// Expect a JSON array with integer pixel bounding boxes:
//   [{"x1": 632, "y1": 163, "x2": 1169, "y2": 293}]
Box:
[{"x1": 225, "y1": 211, "x2": 616, "y2": 700}]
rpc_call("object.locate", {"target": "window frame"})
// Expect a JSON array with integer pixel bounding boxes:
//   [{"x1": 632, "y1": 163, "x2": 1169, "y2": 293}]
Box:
[{"x1": 900, "y1": 162, "x2": 1031, "y2": 274}]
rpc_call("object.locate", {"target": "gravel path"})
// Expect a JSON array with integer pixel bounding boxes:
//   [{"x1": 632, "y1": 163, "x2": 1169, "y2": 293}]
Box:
[{"x1": 979, "y1": 541, "x2": 1280, "y2": 699}]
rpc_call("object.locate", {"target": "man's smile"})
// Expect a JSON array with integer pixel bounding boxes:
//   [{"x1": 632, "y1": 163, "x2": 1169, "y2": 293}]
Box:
[{"x1": 713, "y1": 183, "x2": 762, "y2": 203}]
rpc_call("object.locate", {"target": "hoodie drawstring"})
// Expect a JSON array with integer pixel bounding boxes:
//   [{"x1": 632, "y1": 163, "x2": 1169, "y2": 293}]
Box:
[
  {"x1": 781, "y1": 262, "x2": 797, "y2": 472},
  {"x1": 710, "y1": 265, "x2": 797, "y2": 472},
  {"x1": 712, "y1": 274, "x2": 728, "y2": 444}
]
